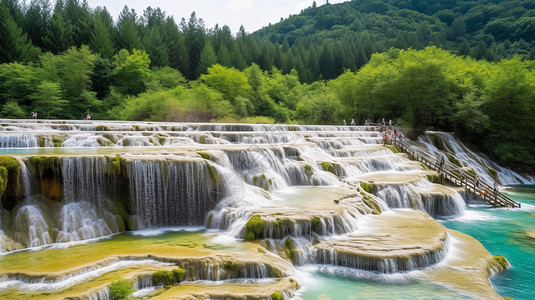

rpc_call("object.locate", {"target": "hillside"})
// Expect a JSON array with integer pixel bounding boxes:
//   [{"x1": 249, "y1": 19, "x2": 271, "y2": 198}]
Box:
[{"x1": 254, "y1": 0, "x2": 535, "y2": 74}]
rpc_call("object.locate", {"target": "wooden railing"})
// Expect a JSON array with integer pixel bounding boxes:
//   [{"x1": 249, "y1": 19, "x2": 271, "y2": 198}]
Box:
[{"x1": 391, "y1": 137, "x2": 520, "y2": 208}]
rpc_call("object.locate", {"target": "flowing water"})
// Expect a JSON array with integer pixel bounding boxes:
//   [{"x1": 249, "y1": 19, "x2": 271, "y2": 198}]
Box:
[{"x1": 0, "y1": 119, "x2": 532, "y2": 299}]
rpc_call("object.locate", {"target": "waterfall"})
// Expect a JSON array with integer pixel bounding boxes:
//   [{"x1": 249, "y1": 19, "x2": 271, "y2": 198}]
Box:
[
  {"x1": 128, "y1": 159, "x2": 220, "y2": 228},
  {"x1": 12, "y1": 202, "x2": 52, "y2": 248},
  {"x1": 418, "y1": 132, "x2": 533, "y2": 184},
  {"x1": 62, "y1": 157, "x2": 108, "y2": 205},
  {"x1": 0, "y1": 133, "x2": 38, "y2": 148},
  {"x1": 54, "y1": 201, "x2": 116, "y2": 243}
]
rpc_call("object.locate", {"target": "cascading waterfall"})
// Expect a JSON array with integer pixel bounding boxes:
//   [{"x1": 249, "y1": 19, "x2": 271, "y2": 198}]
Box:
[
  {"x1": 418, "y1": 131, "x2": 533, "y2": 184},
  {"x1": 127, "y1": 159, "x2": 220, "y2": 227}
]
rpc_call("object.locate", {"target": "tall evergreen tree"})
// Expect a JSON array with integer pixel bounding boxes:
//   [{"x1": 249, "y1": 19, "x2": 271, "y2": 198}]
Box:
[
  {"x1": 23, "y1": 0, "x2": 51, "y2": 50},
  {"x1": 42, "y1": 2, "x2": 74, "y2": 53},
  {"x1": 143, "y1": 27, "x2": 169, "y2": 67},
  {"x1": 90, "y1": 17, "x2": 114, "y2": 59},
  {"x1": 197, "y1": 42, "x2": 216, "y2": 75},
  {"x1": 115, "y1": 5, "x2": 141, "y2": 51},
  {"x1": 160, "y1": 17, "x2": 189, "y2": 74},
  {"x1": 181, "y1": 12, "x2": 206, "y2": 79},
  {"x1": 0, "y1": 5, "x2": 40, "y2": 63}
]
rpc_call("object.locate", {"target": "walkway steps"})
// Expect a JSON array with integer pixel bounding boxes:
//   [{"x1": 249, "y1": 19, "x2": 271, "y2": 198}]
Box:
[{"x1": 393, "y1": 139, "x2": 521, "y2": 208}]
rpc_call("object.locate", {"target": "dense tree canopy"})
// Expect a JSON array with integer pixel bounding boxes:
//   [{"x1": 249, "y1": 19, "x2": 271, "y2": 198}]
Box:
[{"x1": 0, "y1": 0, "x2": 534, "y2": 171}]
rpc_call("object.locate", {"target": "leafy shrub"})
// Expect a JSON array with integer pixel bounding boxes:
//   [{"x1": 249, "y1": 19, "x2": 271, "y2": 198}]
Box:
[{"x1": 109, "y1": 279, "x2": 133, "y2": 300}]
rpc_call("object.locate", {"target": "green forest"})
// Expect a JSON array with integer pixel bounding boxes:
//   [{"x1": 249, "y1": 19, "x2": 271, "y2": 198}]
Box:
[{"x1": 0, "y1": 0, "x2": 534, "y2": 171}]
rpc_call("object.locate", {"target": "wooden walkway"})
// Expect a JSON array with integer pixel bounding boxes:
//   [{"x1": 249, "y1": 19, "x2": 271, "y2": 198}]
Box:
[{"x1": 392, "y1": 138, "x2": 521, "y2": 208}]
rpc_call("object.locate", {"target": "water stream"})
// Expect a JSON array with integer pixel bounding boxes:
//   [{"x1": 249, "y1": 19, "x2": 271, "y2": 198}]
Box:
[{"x1": 0, "y1": 119, "x2": 532, "y2": 299}]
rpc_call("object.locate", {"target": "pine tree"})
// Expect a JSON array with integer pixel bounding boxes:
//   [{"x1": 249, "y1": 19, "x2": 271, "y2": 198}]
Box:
[
  {"x1": 181, "y1": 12, "x2": 206, "y2": 79},
  {"x1": 42, "y1": 6, "x2": 74, "y2": 54},
  {"x1": 216, "y1": 44, "x2": 232, "y2": 67},
  {"x1": 196, "y1": 42, "x2": 217, "y2": 75},
  {"x1": 23, "y1": 0, "x2": 51, "y2": 50},
  {"x1": 0, "y1": 5, "x2": 40, "y2": 63},
  {"x1": 161, "y1": 18, "x2": 189, "y2": 74},
  {"x1": 143, "y1": 27, "x2": 169, "y2": 67},
  {"x1": 90, "y1": 18, "x2": 115, "y2": 59},
  {"x1": 116, "y1": 5, "x2": 142, "y2": 51}
]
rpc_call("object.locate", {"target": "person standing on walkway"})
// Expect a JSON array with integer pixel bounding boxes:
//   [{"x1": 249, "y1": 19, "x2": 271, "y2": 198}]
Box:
[
  {"x1": 438, "y1": 157, "x2": 445, "y2": 173},
  {"x1": 474, "y1": 175, "x2": 480, "y2": 188},
  {"x1": 494, "y1": 181, "x2": 498, "y2": 194},
  {"x1": 351, "y1": 118, "x2": 356, "y2": 126},
  {"x1": 343, "y1": 119, "x2": 347, "y2": 126}
]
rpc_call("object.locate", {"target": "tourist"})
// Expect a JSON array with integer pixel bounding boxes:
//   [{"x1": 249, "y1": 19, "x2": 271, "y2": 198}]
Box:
[
  {"x1": 494, "y1": 181, "x2": 498, "y2": 194},
  {"x1": 435, "y1": 154, "x2": 440, "y2": 168},
  {"x1": 351, "y1": 118, "x2": 356, "y2": 126},
  {"x1": 86, "y1": 113, "x2": 91, "y2": 120},
  {"x1": 438, "y1": 157, "x2": 445, "y2": 173},
  {"x1": 383, "y1": 132, "x2": 388, "y2": 146},
  {"x1": 474, "y1": 175, "x2": 480, "y2": 188},
  {"x1": 343, "y1": 119, "x2": 347, "y2": 126},
  {"x1": 460, "y1": 169, "x2": 465, "y2": 186}
]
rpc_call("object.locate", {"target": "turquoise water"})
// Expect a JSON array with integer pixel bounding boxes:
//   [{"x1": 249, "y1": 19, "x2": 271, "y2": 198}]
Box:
[
  {"x1": 442, "y1": 186, "x2": 535, "y2": 300},
  {"x1": 297, "y1": 186, "x2": 535, "y2": 300}
]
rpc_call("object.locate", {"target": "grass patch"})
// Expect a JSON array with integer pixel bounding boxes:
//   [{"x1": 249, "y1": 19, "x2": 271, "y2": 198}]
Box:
[
  {"x1": 152, "y1": 270, "x2": 174, "y2": 286},
  {"x1": 223, "y1": 261, "x2": 237, "y2": 272},
  {"x1": 360, "y1": 182, "x2": 374, "y2": 194},
  {"x1": 493, "y1": 255, "x2": 508, "y2": 270},
  {"x1": 246, "y1": 215, "x2": 263, "y2": 240},
  {"x1": 321, "y1": 162, "x2": 335, "y2": 174},
  {"x1": 109, "y1": 279, "x2": 133, "y2": 300},
  {"x1": 271, "y1": 291, "x2": 284, "y2": 300},
  {"x1": 172, "y1": 268, "x2": 185, "y2": 282}
]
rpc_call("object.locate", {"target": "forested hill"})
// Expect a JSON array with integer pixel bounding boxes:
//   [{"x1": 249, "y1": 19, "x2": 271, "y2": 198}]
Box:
[{"x1": 254, "y1": 0, "x2": 535, "y2": 68}]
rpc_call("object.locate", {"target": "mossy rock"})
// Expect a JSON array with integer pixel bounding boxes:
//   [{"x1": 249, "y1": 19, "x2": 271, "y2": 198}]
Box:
[
  {"x1": 206, "y1": 213, "x2": 213, "y2": 228},
  {"x1": 372, "y1": 210, "x2": 381, "y2": 215},
  {"x1": 0, "y1": 167, "x2": 8, "y2": 196},
  {"x1": 321, "y1": 162, "x2": 335, "y2": 174},
  {"x1": 172, "y1": 268, "x2": 186, "y2": 282},
  {"x1": 199, "y1": 136, "x2": 206, "y2": 144},
  {"x1": 109, "y1": 279, "x2": 134, "y2": 300},
  {"x1": 257, "y1": 247, "x2": 266, "y2": 254},
  {"x1": 96, "y1": 125, "x2": 109, "y2": 131},
  {"x1": 429, "y1": 134, "x2": 448, "y2": 151},
  {"x1": 206, "y1": 162, "x2": 218, "y2": 184},
  {"x1": 52, "y1": 136, "x2": 64, "y2": 147},
  {"x1": 153, "y1": 270, "x2": 174, "y2": 286},
  {"x1": 271, "y1": 291, "x2": 284, "y2": 300},
  {"x1": 38, "y1": 137, "x2": 45, "y2": 147},
  {"x1": 246, "y1": 215, "x2": 263, "y2": 240},
  {"x1": 223, "y1": 260, "x2": 237, "y2": 272},
  {"x1": 385, "y1": 145, "x2": 402, "y2": 153},
  {"x1": 197, "y1": 152, "x2": 211, "y2": 160},
  {"x1": 487, "y1": 168, "x2": 500, "y2": 184},
  {"x1": 111, "y1": 155, "x2": 127, "y2": 176},
  {"x1": 311, "y1": 216, "x2": 321, "y2": 232},
  {"x1": 284, "y1": 237, "x2": 295, "y2": 260},
  {"x1": 493, "y1": 255, "x2": 508, "y2": 270},
  {"x1": 360, "y1": 182, "x2": 374, "y2": 194},
  {"x1": 446, "y1": 154, "x2": 463, "y2": 167}
]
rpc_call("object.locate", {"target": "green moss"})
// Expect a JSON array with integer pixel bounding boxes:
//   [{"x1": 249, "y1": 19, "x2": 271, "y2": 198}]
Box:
[
  {"x1": 206, "y1": 213, "x2": 213, "y2": 228},
  {"x1": 321, "y1": 162, "x2": 335, "y2": 174},
  {"x1": 197, "y1": 152, "x2": 211, "y2": 160},
  {"x1": 503, "y1": 297, "x2": 513, "y2": 300},
  {"x1": 206, "y1": 162, "x2": 218, "y2": 184},
  {"x1": 446, "y1": 154, "x2": 463, "y2": 167},
  {"x1": 385, "y1": 145, "x2": 402, "y2": 153},
  {"x1": 304, "y1": 164, "x2": 312, "y2": 175},
  {"x1": 297, "y1": 156, "x2": 304, "y2": 161},
  {"x1": 109, "y1": 279, "x2": 134, "y2": 300},
  {"x1": 311, "y1": 216, "x2": 321, "y2": 232},
  {"x1": 199, "y1": 136, "x2": 206, "y2": 144},
  {"x1": 132, "y1": 125, "x2": 140, "y2": 131},
  {"x1": 284, "y1": 237, "x2": 295, "y2": 261},
  {"x1": 29, "y1": 156, "x2": 59, "y2": 174},
  {"x1": 360, "y1": 182, "x2": 374, "y2": 194},
  {"x1": 429, "y1": 134, "x2": 448, "y2": 151},
  {"x1": 426, "y1": 174, "x2": 440, "y2": 183},
  {"x1": 372, "y1": 210, "x2": 381, "y2": 215},
  {"x1": 153, "y1": 270, "x2": 174, "y2": 286},
  {"x1": 52, "y1": 136, "x2": 64, "y2": 147},
  {"x1": 172, "y1": 268, "x2": 185, "y2": 282},
  {"x1": 271, "y1": 291, "x2": 284, "y2": 300},
  {"x1": 467, "y1": 168, "x2": 477, "y2": 176},
  {"x1": 246, "y1": 215, "x2": 263, "y2": 240},
  {"x1": 487, "y1": 168, "x2": 500, "y2": 183},
  {"x1": 0, "y1": 167, "x2": 8, "y2": 196},
  {"x1": 493, "y1": 255, "x2": 508, "y2": 270},
  {"x1": 257, "y1": 247, "x2": 266, "y2": 254},
  {"x1": 223, "y1": 260, "x2": 237, "y2": 272},
  {"x1": 1, "y1": 123, "x2": 8, "y2": 127},
  {"x1": 111, "y1": 155, "x2": 126, "y2": 176},
  {"x1": 96, "y1": 125, "x2": 109, "y2": 131},
  {"x1": 39, "y1": 137, "x2": 45, "y2": 147}
]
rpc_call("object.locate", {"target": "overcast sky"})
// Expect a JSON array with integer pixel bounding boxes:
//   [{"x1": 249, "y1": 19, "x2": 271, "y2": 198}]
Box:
[{"x1": 85, "y1": 0, "x2": 347, "y2": 34}]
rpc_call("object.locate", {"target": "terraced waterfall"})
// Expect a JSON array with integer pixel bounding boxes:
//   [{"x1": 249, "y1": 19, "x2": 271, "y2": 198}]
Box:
[{"x1": 0, "y1": 119, "x2": 522, "y2": 299}]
